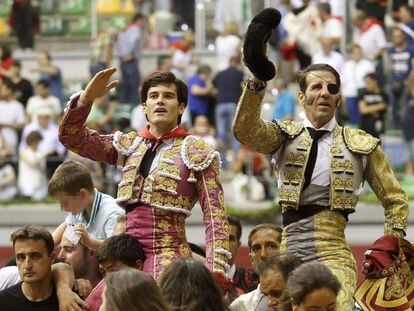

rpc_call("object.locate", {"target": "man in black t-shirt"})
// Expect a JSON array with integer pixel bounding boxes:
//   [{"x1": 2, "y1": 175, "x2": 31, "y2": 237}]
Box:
[
  {"x1": 358, "y1": 73, "x2": 388, "y2": 138},
  {"x1": 0, "y1": 225, "x2": 59, "y2": 310},
  {"x1": 9, "y1": 60, "x2": 34, "y2": 108}
]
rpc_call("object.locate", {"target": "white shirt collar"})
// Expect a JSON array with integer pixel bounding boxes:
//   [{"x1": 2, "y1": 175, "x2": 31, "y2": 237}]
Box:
[{"x1": 303, "y1": 116, "x2": 337, "y2": 133}]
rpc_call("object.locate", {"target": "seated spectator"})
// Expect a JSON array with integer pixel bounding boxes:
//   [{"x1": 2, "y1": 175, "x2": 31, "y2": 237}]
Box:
[
  {"x1": 0, "y1": 225, "x2": 59, "y2": 310},
  {"x1": 159, "y1": 259, "x2": 227, "y2": 311},
  {"x1": 86, "y1": 234, "x2": 146, "y2": 311},
  {"x1": 280, "y1": 262, "x2": 340, "y2": 311},
  {"x1": 189, "y1": 115, "x2": 218, "y2": 149},
  {"x1": 18, "y1": 131, "x2": 48, "y2": 200},
  {"x1": 231, "y1": 253, "x2": 302, "y2": 311},
  {"x1": 57, "y1": 229, "x2": 101, "y2": 289},
  {"x1": 50, "y1": 161, "x2": 124, "y2": 250},
  {"x1": 358, "y1": 73, "x2": 388, "y2": 138},
  {"x1": 9, "y1": 60, "x2": 33, "y2": 108},
  {"x1": 0, "y1": 78, "x2": 25, "y2": 155},
  {"x1": 271, "y1": 79, "x2": 296, "y2": 121},
  {"x1": 226, "y1": 216, "x2": 259, "y2": 300},
  {"x1": 102, "y1": 269, "x2": 169, "y2": 311},
  {"x1": 0, "y1": 156, "x2": 17, "y2": 201},
  {"x1": 26, "y1": 79, "x2": 62, "y2": 125},
  {"x1": 86, "y1": 94, "x2": 117, "y2": 133}
]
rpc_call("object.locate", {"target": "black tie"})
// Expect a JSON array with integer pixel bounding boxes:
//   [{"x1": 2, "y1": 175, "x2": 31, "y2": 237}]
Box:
[
  {"x1": 139, "y1": 140, "x2": 160, "y2": 178},
  {"x1": 303, "y1": 128, "x2": 329, "y2": 189}
]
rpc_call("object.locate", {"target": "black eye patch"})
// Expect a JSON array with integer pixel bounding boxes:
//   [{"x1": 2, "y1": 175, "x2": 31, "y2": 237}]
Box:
[{"x1": 328, "y1": 84, "x2": 339, "y2": 95}]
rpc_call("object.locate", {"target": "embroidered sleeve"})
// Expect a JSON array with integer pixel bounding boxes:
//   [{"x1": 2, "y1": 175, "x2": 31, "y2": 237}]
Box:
[
  {"x1": 59, "y1": 93, "x2": 118, "y2": 165},
  {"x1": 195, "y1": 155, "x2": 231, "y2": 275},
  {"x1": 364, "y1": 146, "x2": 408, "y2": 237},
  {"x1": 232, "y1": 87, "x2": 284, "y2": 155}
]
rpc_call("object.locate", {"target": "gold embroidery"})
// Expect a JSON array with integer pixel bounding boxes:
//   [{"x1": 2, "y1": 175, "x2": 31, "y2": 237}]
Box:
[{"x1": 343, "y1": 126, "x2": 379, "y2": 155}]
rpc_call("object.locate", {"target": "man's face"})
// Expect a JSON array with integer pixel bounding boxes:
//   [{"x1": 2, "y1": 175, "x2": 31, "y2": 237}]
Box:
[
  {"x1": 249, "y1": 229, "x2": 280, "y2": 269},
  {"x1": 98, "y1": 259, "x2": 131, "y2": 278},
  {"x1": 37, "y1": 52, "x2": 49, "y2": 66},
  {"x1": 55, "y1": 191, "x2": 86, "y2": 215},
  {"x1": 58, "y1": 236, "x2": 88, "y2": 278},
  {"x1": 36, "y1": 84, "x2": 49, "y2": 97},
  {"x1": 260, "y1": 270, "x2": 286, "y2": 310},
  {"x1": 0, "y1": 84, "x2": 12, "y2": 99},
  {"x1": 228, "y1": 225, "x2": 241, "y2": 265},
  {"x1": 392, "y1": 28, "x2": 406, "y2": 46},
  {"x1": 15, "y1": 239, "x2": 54, "y2": 284},
  {"x1": 298, "y1": 71, "x2": 341, "y2": 128},
  {"x1": 142, "y1": 83, "x2": 185, "y2": 131}
]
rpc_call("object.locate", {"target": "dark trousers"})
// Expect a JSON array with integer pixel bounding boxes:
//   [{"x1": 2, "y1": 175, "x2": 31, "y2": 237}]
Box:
[{"x1": 119, "y1": 59, "x2": 140, "y2": 104}]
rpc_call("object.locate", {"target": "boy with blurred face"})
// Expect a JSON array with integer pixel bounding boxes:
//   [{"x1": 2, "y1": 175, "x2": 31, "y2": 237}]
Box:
[
  {"x1": 0, "y1": 225, "x2": 59, "y2": 310},
  {"x1": 58, "y1": 68, "x2": 229, "y2": 280},
  {"x1": 233, "y1": 60, "x2": 408, "y2": 310}
]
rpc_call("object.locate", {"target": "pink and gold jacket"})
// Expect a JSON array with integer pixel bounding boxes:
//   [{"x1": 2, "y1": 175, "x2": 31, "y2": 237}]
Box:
[{"x1": 59, "y1": 93, "x2": 231, "y2": 275}]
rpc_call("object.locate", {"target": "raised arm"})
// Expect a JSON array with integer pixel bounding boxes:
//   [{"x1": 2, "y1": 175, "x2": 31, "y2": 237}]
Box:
[{"x1": 364, "y1": 146, "x2": 408, "y2": 237}]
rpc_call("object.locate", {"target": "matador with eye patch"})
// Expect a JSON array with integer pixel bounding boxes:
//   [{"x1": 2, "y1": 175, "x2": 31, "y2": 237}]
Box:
[
  {"x1": 59, "y1": 68, "x2": 230, "y2": 282},
  {"x1": 233, "y1": 60, "x2": 408, "y2": 309}
]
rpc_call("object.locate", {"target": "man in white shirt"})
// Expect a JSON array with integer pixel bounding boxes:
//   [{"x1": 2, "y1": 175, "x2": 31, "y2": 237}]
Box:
[
  {"x1": 317, "y1": 2, "x2": 343, "y2": 50},
  {"x1": 233, "y1": 62, "x2": 408, "y2": 310},
  {"x1": 311, "y1": 39, "x2": 345, "y2": 73}
]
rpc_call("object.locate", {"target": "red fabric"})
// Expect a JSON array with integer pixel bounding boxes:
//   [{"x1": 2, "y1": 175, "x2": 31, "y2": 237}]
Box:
[
  {"x1": 138, "y1": 125, "x2": 189, "y2": 150},
  {"x1": 280, "y1": 42, "x2": 297, "y2": 61},
  {"x1": 361, "y1": 17, "x2": 380, "y2": 32},
  {"x1": 171, "y1": 40, "x2": 189, "y2": 52},
  {"x1": 2, "y1": 58, "x2": 13, "y2": 70}
]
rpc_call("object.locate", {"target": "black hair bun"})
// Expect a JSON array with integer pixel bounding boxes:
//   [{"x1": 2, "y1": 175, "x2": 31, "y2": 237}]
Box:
[{"x1": 243, "y1": 8, "x2": 281, "y2": 81}]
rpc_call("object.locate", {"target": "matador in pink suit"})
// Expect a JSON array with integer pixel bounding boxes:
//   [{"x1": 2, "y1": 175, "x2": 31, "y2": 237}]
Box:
[{"x1": 59, "y1": 68, "x2": 230, "y2": 280}]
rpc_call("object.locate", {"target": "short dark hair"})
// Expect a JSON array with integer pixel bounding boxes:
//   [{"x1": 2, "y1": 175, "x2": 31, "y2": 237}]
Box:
[
  {"x1": 141, "y1": 71, "x2": 188, "y2": 107},
  {"x1": 0, "y1": 44, "x2": 11, "y2": 62},
  {"x1": 317, "y1": 2, "x2": 331, "y2": 14},
  {"x1": 48, "y1": 161, "x2": 94, "y2": 195},
  {"x1": 248, "y1": 223, "x2": 282, "y2": 249},
  {"x1": 37, "y1": 79, "x2": 50, "y2": 88},
  {"x1": 26, "y1": 130, "x2": 43, "y2": 145},
  {"x1": 257, "y1": 253, "x2": 302, "y2": 280},
  {"x1": 1, "y1": 78, "x2": 15, "y2": 93},
  {"x1": 95, "y1": 234, "x2": 146, "y2": 266},
  {"x1": 281, "y1": 262, "x2": 341, "y2": 311},
  {"x1": 11, "y1": 225, "x2": 54, "y2": 255},
  {"x1": 228, "y1": 216, "x2": 242, "y2": 241},
  {"x1": 196, "y1": 65, "x2": 212, "y2": 75},
  {"x1": 364, "y1": 72, "x2": 377, "y2": 81},
  {"x1": 297, "y1": 63, "x2": 341, "y2": 93}
]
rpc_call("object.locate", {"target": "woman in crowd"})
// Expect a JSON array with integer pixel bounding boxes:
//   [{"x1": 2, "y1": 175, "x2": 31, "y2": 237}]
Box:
[
  {"x1": 159, "y1": 259, "x2": 228, "y2": 311},
  {"x1": 100, "y1": 269, "x2": 170, "y2": 311},
  {"x1": 281, "y1": 262, "x2": 341, "y2": 311}
]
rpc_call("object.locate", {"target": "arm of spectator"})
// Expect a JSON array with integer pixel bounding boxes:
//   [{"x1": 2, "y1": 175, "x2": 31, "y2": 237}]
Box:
[
  {"x1": 31, "y1": 64, "x2": 59, "y2": 76},
  {"x1": 73, "y1": 279, "x2": 93, "y2": 300},
  {"x1": 19, "y1": 150, "x2": 43, "y2": 167},
  {"x1": 53, "y1": 222, "x2": 67, "y2": 247},
  {"x1": 73, "y1": 224, "x2": 103, "y2": 251},
  {"x1": 52, "y1": 262, "x2": 87, "y2": 311},
  {"x1": 358, "y1": 100, "x2": 386, "y2": 115},
  {"x1": 191, "y1": 83, "x2": 214, "y2": 96}
]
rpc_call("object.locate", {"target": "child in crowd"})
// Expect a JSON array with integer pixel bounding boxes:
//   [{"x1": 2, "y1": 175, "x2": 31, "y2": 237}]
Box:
[
  {"x1": 50, "y1": 161, "x2": 123, "y2": 250},
  {"x1": 189, "y1": 115, "x2": 219, "y2": 149},
  {"x1": 18, "y1": 131, "x2": 48, "y2": 200}
]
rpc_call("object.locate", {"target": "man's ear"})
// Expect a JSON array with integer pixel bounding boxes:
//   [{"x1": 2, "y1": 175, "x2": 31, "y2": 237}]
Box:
[
  {"x1": 297, "y1": 91, "x2": 305, "y2": 106},
  {"x1": 135, "y1": 259, "x2": 144, "y2": 271},
  {"x1": 142, "y1": 103, "x2": 147, "y2": 114},
  {"x1": 178, "y1": 103, "x2": 185, "y2": 115},
  {"x1": 291, "y1": 297, "x2": 299, "y2": 311}
]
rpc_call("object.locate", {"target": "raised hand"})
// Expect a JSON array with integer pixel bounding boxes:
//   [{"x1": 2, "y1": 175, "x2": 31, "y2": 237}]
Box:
[{"x1": 80, "y1": 67, "x2": 119, "y2": 106}]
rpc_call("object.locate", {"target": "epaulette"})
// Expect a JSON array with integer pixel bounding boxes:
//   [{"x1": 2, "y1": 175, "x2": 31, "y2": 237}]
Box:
[
  {"x1": 181, "y1": 135, "x2": 220, "y2": 171},
  {"x1": 273, "y1": 120, "x2": 304, "y2": 138},
  {"x1": 112, "y1": 131, "x2": 143, "y2": 156},
  {"x1": 343, "y1": 126, "x2": 380, "y2": 155}
]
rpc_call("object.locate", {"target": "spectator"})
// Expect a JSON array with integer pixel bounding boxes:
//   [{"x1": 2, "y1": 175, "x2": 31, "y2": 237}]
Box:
[
  {"x1": 0, "y1": 44, "x2": 13, "y2": 79},
  {"x1": 317, "y1": 2, "x2": 343, "y2": 50},
  {"x1": 280, "y1": 262, "x2": 340, "y2": 311},
  {"x1": 187, "y1": 64, "x2": 215, "y2": 124},
  {"x1": 189, "y1": 115, "x2": 218, "y2": 149},
  {"x1": 311, "y1": 39, "x2": 345, "y2": 73},
  {"x1": 230, "y1": 253, "x2": 302, "y2": 311},
  {"x1": 49, "y1": 161, "x2": 124, "y2": 250},
  {"x1": 57, "y1": 229, "x2": 101, "y2": 289},
  {"x1": 86, "y1": 94, "x2": 117, "y2": 132},
  {"x1": 117, "y1": 13, "x2": 144, "y2": 104},
  {"x1": 387, "y1": 27, "x2": 414, "y2": 129},
  {"x1": 9, "y1": 60, "x2": 33, "y2": 108},
  {"x1": 356, "y1": 0, "x2": 386, "y2": 23},
  {"x1": 215, "y1": 21, "x2": 242, "y2": 71},
  {"x1": 398, "y1": 4, "x2": 414, "y2": 45},
  {"x1": 0, "y1": 156, "x2": 17, "y2": 201},
  {"x1": 170, "y1": 30, "x2": 196, "y2": 80},
  {"x1": 227, "y1": 216, "x2": 259, "y2": 296},
  {"x1": 86, "y1": 234, "x2": 146, "y2": 311},
  {"x1": 271, "y1": 79, "x2": 296, "y2": 121},
  {"x1": 341, "y1": 44, "x2": 375, "y2": 125},
  {"x1": 212, "y1": 55, "x2": 243, "y2": 161},
  {"x1": 8, "y1": 0, "x2": 39, "y2": 49},
  {"x1": 31, "y1": 51, "x2": 63, "y2": 103},
  {"x1": 26, "y1": 80, "x2": 62, "y2": 125},
  {"x1": 358, "y1": 73, "x2": 388, "y2": 138},
  {"x1": 352, "y1": 10, "x2": 387, "y2": 84},
  {"x1": 18, "y1": 131, "x2": 48, "y2": 200},
  {"x1": 159, "y1": 259, "x2": 227, "y2": 311},
  {"x1": 90, "y1": 20, "x2": 115, "y2": 77},
  {"x1": 0, "y1": 78, "x2": 25, "y2": 155},
  {"x1": 402, "y1": 73, "x2": 414, "y2": 175},
  {"x1": 103, "y1": 269, "x2": 169, "y2": 311},
  {"x1": 0, "y1": 225, "x2": 59, "y2": 310}
]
